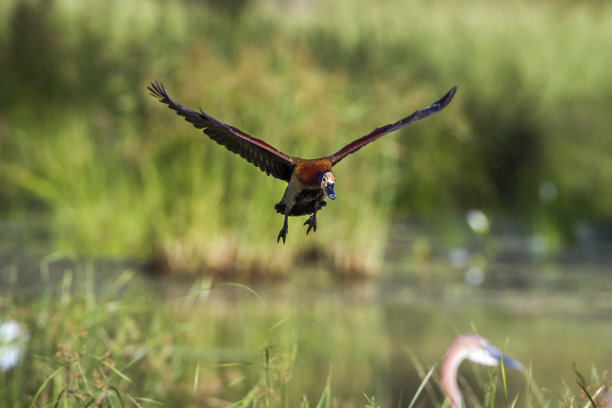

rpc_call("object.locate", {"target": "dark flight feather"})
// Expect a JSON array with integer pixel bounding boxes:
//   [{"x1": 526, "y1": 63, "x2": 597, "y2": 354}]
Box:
[
  {"x1": 331, "y1": 86, "x2": 457, "y2": 165},
  {"x1": 148, "y1": 81, "x2": 296, "y2": 182}
]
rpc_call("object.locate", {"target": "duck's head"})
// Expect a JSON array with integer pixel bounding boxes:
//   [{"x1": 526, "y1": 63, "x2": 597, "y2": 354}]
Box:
[{"x1": 317, "y1": 170, "x2": 336, "y2": 200}]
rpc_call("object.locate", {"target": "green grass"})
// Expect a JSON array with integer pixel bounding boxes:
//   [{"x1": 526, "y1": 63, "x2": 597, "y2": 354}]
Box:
[
  {"x1": 1, "y1": 260, "x2": 392, "y2": 406},
  {"x1": 1, "y1": 0, "x2": 612, "y2": 276},
  {"x1": 2, "y1": 259, "x2": 610, "y2": 407}
]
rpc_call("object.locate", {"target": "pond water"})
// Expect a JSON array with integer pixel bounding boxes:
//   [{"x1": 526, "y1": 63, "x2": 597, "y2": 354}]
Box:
[
  {"x1": 230, "y1": 264, "x2": 612, "y2": 407},
  {"x1": 2, "y1": 232, "x2": 612, "y2": 407}
]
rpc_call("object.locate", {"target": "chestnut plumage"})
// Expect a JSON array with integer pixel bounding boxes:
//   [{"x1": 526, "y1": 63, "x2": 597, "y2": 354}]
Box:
[{"x1": 148, "y1": 81, "x2": 457, "y2": 243}]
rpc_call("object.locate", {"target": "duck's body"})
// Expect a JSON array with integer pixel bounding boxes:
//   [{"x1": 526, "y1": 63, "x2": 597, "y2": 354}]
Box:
[
  {"x1": 148, "y1": 82, "x2": 456, "y2": 243},
  {"x1": 273, "y1": 158, "x2": 334, "y2": 241},
  {"x1": 275, "y1": 158, "x2": 332, "y2": 217}
]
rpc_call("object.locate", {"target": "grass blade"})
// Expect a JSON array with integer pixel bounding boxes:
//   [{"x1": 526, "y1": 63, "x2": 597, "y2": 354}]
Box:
[
  {"x1": 500, "y1": 352, "x2": 510, "y2": 407},
  {"x1": 217, "y1": 283, "x2": 265, "y2": 305},
  {"x1": 315, "y1": 368, "x2": 332, "y2": 408},
  {"x1": 88, "y1": 354, "x2": 133, "y2": 383},
  {"x1": 193, "y1": 361, "x2": 200, "y2": 398},
  {"x1": 129, "y1": 396, "x2": 165, "y2": 406},
  {"x1": 270, "y1": 304, "x2": 305, "y2": 331},
  {"x1": 573, "y1": 364, "x2": 597, "y2": 408},
  {"x1": 109, "y1": 385, "x2": 125, "y2": 407},
  {"x1": 29, "y1": 367, "x2": 64, "y2": 408},
  {"x1": 402, "y1": 345, "x2": 441, "y2": 406},
  {"x1": 408, "y1": 364, "x2": 436, "y2": 408}
]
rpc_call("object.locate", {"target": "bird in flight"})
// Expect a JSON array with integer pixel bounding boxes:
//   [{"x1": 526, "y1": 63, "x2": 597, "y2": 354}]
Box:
[{"x1": 148, "y1": 81, "x2": 457, "y2": 243}]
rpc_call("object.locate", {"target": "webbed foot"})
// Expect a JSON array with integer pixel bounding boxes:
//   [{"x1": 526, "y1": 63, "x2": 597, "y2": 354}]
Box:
[
  {"x1": 277, "y1": 226, "x2": 288, "y2": 244},
  {"x1": 277, "y1": 214, "x2": 289, "y2": 244},
  {"x1": 303, "y1": 213, "x2": 317, "y2": 234}
]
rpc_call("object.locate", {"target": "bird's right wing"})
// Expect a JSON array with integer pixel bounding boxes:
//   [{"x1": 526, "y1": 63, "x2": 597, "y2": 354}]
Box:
[
  {"x1": 331, "y1": 86, "x2": 457, "y2": 165},
  {"x1": 148, "y1": 81, "x2": 296, "y2": 182}
]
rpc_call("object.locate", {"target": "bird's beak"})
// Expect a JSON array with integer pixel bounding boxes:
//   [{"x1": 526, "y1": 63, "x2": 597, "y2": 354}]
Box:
[
  {"x1": 501, "y1": 355, "x2": 524, "y2": 371},
  {"x1": 486, "y1": 345, "x2": 524, "y2": 371},
  {"x1": 325, "y1": 183, "x2": 336, "y2": 200}
]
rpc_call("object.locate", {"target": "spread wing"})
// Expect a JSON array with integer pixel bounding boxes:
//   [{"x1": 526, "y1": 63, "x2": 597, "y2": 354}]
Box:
[
  {"x1": 148, "y1": 81, "x2": 296, "y2": 182},
  {"x1": 331, "y1": 86, "x2": 457, "y2": 165}
]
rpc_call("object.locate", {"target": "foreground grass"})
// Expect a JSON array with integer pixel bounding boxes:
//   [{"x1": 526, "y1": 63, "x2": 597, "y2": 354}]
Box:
[
  {"x1": 1, "y1": 259, "x2": 391, "y2": 406},
  {"x1": 1, "y1": 0, "x2": 611, "y2": 276},
  {"x1": 2, "y1": 258, "x2": 611, "y2": 407}
]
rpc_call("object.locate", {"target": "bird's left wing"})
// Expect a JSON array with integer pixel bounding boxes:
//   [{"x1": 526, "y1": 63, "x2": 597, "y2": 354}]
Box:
[
  {"x1": 148, "y1": 81, "x2": 296, "y2": 182},
  {"x1": 330, "y1": 86, "x2": 457, "y2": 165}
]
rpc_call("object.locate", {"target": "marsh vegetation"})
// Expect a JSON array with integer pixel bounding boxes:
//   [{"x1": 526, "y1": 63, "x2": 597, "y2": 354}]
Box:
[
  {"x1": 2, "y1": 257, "x2": 611, "y2": 407},
  {"x1": 1, "y1": 0, "x2": 612, "y2": 406},
  {"x1": 2, "y1": 0, "x2": 612, "y2": 276}
]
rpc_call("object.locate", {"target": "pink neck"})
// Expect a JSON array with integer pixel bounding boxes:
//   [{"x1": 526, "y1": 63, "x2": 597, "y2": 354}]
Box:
[{"x1": 440, "y1": 349, "x2": 465, "y2": 408}]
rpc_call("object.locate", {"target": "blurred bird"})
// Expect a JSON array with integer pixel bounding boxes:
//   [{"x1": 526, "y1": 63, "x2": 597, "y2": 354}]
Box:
[
  {"x1": 148, "y1": 82, "x2": 457, "y2": 243},
  {"x1": 0, "y1": 319, "x2": 29, "y2": 372},
  {"x1": 441, "y1": 334, "x2": 524, "y2": 408}
]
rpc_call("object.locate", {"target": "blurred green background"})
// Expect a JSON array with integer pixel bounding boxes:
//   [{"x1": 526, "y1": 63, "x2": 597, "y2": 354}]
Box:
[
  {"x1": 1, "y1": 0, "x2": 612, "y2": 406},
  {"x1": 2, "y1": 0, "x2": 611, "y2": 276}
]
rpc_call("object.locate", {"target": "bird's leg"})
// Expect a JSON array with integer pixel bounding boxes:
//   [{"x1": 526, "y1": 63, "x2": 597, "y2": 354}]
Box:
[
  {"x1": 277, "y1": 211, "x2": 289, "y2": 244},
  {"x1": 303, "y1": 213, "x2": 317, "y2": 234},
  {"x1": 303, "y1": 201, "x2": 321, "y2": 235}
]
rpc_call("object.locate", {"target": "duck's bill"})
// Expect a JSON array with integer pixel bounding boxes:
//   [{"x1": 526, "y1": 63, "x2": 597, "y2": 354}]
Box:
[{"x1": 325, "y1": 183, "x2": 336, "y2": 200}]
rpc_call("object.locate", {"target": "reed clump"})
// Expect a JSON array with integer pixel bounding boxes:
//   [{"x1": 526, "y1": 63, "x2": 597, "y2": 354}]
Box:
[{"x1": 1, "y1": 0, "x2": 611, "y2": 276}]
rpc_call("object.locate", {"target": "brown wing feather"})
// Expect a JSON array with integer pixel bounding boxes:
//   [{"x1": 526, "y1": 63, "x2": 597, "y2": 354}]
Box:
[
  {"x1": 148, "y1": 81, "x2": 296, "y2": 182},
  {"x1": 331, "y1": 86, "x2": 457, "y2": 165}
]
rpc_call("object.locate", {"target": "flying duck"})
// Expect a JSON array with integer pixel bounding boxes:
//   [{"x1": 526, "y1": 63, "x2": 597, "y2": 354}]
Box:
[{"x1": 148, "y1": 82, "x2": 457, "y2": 243}]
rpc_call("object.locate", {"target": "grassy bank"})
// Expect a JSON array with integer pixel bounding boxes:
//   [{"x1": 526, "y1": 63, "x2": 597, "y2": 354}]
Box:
[
  {"x1": 0, "y1": 259, "x2": 391, "y2": 407},
  {"x1": 1, "y1": 0, "x2": 611, "y2": 276},
  {"x1": 2, "y1": 259, "x2": 611, "y2": 406}
]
